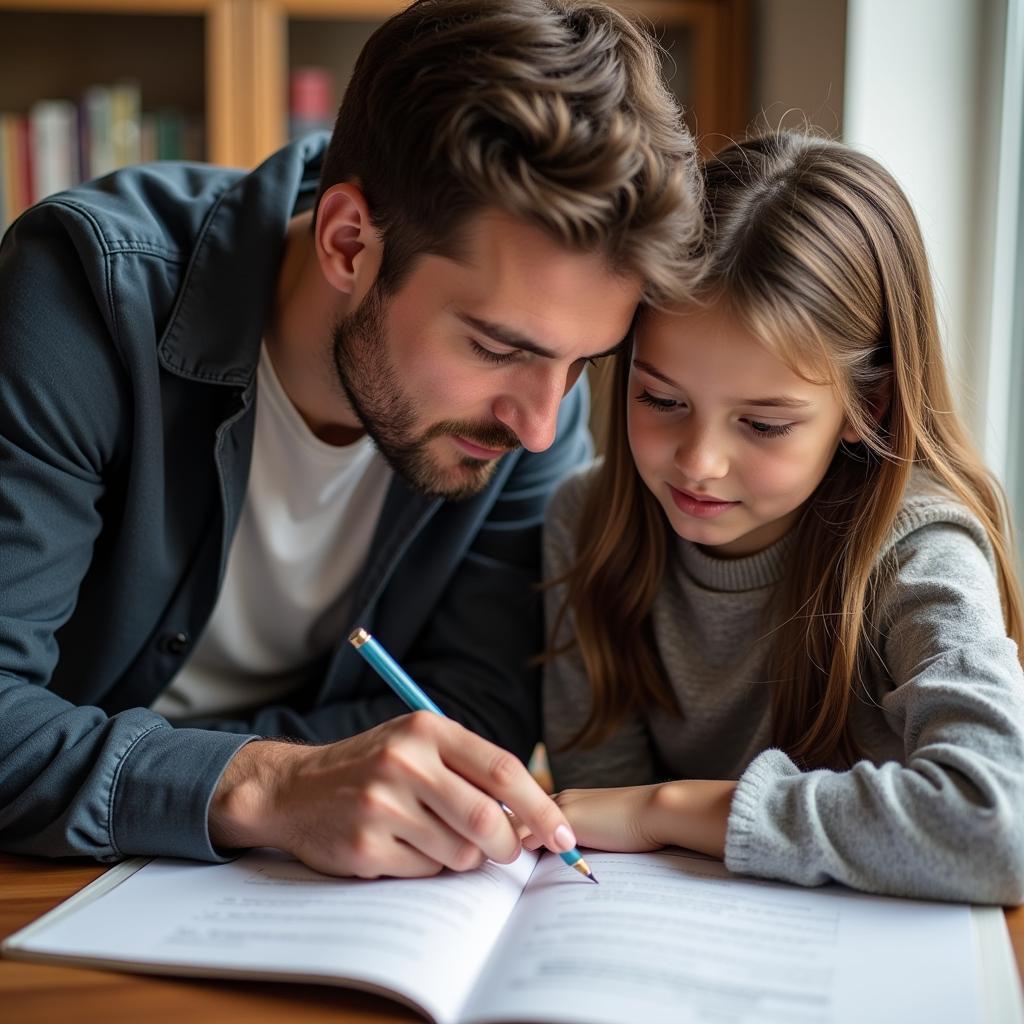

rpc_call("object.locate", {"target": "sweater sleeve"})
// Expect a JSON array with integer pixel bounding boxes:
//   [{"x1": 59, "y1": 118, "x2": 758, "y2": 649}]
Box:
[
  {"x1": 542, "y1": 467, "x2": 658, "y2": 790},
  {"x1": 724, "y1": 518, "x2": 1024, "y2": 904}
]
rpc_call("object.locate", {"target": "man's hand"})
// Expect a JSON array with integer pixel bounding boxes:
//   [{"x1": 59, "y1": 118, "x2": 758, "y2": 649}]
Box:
[{"x1": 208, "y1": 712, "x2": 578, "y2": 878}]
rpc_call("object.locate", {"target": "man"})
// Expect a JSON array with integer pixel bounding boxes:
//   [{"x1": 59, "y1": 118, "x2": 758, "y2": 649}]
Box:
[{"x1": 0, "y1": 0, "x2": 701, "y2": 878}]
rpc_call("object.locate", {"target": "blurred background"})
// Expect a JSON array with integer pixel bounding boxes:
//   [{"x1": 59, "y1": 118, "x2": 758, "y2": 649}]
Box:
[{"x1": 0, "y1": 0, "x2": 1020, "y2": 573}]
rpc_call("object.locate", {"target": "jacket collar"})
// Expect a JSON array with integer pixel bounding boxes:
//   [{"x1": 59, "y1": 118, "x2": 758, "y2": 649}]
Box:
[{"x1": 157, "y1": 133, "x2": 328, "y2": 387}]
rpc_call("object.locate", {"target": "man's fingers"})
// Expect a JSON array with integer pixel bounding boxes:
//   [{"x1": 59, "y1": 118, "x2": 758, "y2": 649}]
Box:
[
  {"x1": 295, "y1": 835, "x2": 445, "y2": 879},
  {"x1": 371, "y1": 840, "x2": 446, "y2": 879},
  {"x1": 276, "y1": 714, "x2": 574, "y2": 879},
  {"x1": 416, "y1": 767, "x2": 522, "y2": 864},
  {"x1": 505, "y1": 810, "x2": 533, "y2": 841},
  {"x1": 392, "y1": 802, "x2": 489, "y2": 873},
  {"x1": 437, "y1": 725, "x2": 577, "y2": 857},
  {"x1": 368, "y1": 714, "x2": 520, "y2": 864}
]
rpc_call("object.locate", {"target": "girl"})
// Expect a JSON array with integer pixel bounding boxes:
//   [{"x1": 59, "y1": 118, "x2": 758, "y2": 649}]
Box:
[{"x1": 539, "y1": 132, "x2": 1024, "y2": 904}]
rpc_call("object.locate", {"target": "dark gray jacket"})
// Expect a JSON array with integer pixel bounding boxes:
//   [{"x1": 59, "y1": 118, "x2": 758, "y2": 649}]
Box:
[{"x1": 0, "y1": 135, "x2": 590, "y2": 864}]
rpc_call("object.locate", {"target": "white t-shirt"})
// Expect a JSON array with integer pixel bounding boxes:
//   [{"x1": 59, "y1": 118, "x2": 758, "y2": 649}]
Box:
[{"x1": 151, "y1": 343, "x2": 392, "y2": 719}]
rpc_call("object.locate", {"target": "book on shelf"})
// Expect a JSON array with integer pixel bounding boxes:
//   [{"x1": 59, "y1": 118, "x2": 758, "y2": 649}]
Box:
[
  {"x1": 109, "y1": 80, "x2": 141, "y2": 170},
  {"x1": 3, "y1": 847, "x2": 1021, "y2": 1024},
  {"x1": 154, "y1": 108, "x2": 185, "y2": 161},
  {"x1": 289, "y1": 66, "x2": 335, "y2": 139},
  {"x1": 1, "y1": 81, "x2": 204, "y2": 234},
  {"x1": 29, "y1": 99, "x2": 78, "y2": 203},
  {"x1": 81, "y1": 85, "x2": 117, "y2": 180},
  {"x1": 0, "y1": 113, "x2": 31, "y2": 230}
]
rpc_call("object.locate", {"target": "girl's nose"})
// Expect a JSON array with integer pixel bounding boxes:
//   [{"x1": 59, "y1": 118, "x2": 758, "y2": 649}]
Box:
[{"x1": 674, "y1": 427, "x2": 728, "y2": 482}]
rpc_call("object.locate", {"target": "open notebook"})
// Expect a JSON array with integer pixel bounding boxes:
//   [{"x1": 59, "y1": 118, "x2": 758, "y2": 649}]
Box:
[{"x1": 3, "y1": 847, "x2": 1021, "y2": 1024}]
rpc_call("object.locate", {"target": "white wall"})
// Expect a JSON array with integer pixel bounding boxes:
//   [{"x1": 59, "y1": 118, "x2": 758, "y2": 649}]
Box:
[
  {"x1": 752, "y1": 0, "x2": 847, "y2": 135},
  {"x1": 985, "y1": 0, "x2": 1024, "y2": 510},
  {"x1": 843, "y1": 0, "x2": 1007, "y2": 449}
]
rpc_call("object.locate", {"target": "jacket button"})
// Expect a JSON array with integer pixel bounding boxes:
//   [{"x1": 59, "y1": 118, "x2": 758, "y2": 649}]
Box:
[{"x1": 160, "y1": 631, "x2": 190, "y2": 655}]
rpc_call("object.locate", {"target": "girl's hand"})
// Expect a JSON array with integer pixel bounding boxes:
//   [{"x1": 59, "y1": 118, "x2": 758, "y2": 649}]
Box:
[
  {"x1": 521, "y1": 780, "x2": 737, "y2": 859},
  {"x1": 522, "y1": 784, "x2": 668, "y2": 854}
]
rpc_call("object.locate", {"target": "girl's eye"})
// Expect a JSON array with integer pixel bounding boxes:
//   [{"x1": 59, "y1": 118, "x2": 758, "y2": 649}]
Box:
[
  {"x1": 747, "y1": 419, "x2": 794, "y2": 439},
  {"x1": 470, "y1": 339, "x2": 519, "y2": 365},
  {"x1": 634, "y1": 389, "x2": 679, "y2": 412}
]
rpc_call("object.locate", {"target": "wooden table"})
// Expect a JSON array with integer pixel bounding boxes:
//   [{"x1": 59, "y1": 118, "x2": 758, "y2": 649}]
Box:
[{"x1": 2, "y1": 852, "x2": 1023, "y2": 1023}]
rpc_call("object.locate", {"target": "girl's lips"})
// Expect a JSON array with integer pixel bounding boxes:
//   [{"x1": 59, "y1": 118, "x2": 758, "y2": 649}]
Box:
[{"x1": 669, "y1": 484, "x2": 740, "y2": 519}]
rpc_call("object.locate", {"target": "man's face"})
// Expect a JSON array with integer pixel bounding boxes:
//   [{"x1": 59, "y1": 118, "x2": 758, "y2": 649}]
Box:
[{"x1": 332, "y1": 210, "x2": 641, "y2": 499}]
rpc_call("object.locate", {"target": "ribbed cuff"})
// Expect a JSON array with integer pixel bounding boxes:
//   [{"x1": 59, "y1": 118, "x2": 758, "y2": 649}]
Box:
[{"x1": 723, "y1": 747, "x2": 796, "y2": 875}]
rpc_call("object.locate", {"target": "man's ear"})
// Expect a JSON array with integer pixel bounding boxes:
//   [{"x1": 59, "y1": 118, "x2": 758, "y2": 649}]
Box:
[
  {"x1": 840, "y1": 368, "x2": 893, "y2": 443},
  {"x1": 314, "y1": 182, "x2": 383, "y2": 302}
]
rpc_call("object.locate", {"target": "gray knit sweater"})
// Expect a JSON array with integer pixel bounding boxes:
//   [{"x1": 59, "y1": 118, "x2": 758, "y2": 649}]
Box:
[{"x1": 543, "y1": 464, "x2": 1024, "y2": 904}]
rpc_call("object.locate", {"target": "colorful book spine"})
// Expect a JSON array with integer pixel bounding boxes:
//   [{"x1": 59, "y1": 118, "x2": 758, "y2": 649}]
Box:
[
  {"x1": 289, "y1": 66, "x2": 334, "y2": 139},
  {"x1": 82, "y1": 85, "x2": 116, "y2": 180},
  {"x1": 110, "y1": 81, "x2": 142, "y2": 169},
  {"x1": 156, "y1": 108, "x2": 186, "y2": 161},
  {"x1": 28, "y1": 100, "x2": 77, "y2": 204},
  {"x1": 2, "y1": 79, "x2": 203, "y2": 230},
  {"x1": 0, "y1": 115, "x2": 10, "y2": 234},
  {"x1": 1, "y1": 113, "x2": 35, "y2": 234}
]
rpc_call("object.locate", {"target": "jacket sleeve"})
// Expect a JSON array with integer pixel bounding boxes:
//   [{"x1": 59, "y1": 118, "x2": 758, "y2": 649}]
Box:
[
  {"x1": 724, "y1": 519, "x2": 1024, "y2": 905},
  {"x1": 0, "y1": 204, "x2": 254, "y2": 863}
]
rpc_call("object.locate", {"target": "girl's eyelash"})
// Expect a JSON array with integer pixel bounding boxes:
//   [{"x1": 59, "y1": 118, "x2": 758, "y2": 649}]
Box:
[
  {"x1": 470, "y1": 339, "x2": 518, "y2": 365},
  {"x1": 747, "y1": 420, "x2": 794, "y2": 439},
  {"x1": 635, "y1": 390, "x2": 796, "y2": 439},
  {"x1": 634, "y1": 389, "x2": 678, "y2": 411}
]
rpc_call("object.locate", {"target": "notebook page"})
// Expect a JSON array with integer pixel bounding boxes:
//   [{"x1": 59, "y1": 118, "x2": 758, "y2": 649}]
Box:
[
  {"x1": 462, "y1": 849, "x2": 985, "y2": 1024},
  {"x1": 9, "y1": 848, "x2": 538, "y2": 1024}
]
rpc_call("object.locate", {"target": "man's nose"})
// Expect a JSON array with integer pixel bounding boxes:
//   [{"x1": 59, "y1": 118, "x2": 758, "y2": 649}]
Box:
[{"x1": 492, "y1": 369, "x2": 568, "y2": 453}]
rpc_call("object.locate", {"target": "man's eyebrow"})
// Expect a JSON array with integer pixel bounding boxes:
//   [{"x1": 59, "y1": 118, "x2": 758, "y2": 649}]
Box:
[
  {"x1": 457, "y1": 313, "x2": 627, "y2": 361},
  {"x1": 457, "y1": 313, "x2": 557, "y2": 357},
  {"x1": 632, "y1": 359, "x2": 812, "y2": 408}
]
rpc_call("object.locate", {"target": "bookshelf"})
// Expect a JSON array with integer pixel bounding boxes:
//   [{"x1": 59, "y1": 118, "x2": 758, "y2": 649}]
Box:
[
  {"x1": 0, "y1": 0, "x2": 749, "y2": 229},
  {"x1": 249, "y1": 0, "x2": 750, "y2": 163}
]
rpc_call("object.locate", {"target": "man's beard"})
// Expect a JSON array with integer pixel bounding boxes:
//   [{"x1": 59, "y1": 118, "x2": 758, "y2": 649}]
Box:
[{"x1": 330, "y1": 285, "x2": 521, "y2": 500}]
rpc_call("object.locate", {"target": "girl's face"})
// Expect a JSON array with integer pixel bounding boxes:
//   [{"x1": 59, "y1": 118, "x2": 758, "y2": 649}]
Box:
[{"x1": 628, "y1": 300, "x2": 861, "y2": 557}]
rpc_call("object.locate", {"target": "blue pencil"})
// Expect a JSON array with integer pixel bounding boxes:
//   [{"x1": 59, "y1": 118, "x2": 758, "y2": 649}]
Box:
[{"x1": 349, "y1": 626, "x2": 597, "y2": 883}]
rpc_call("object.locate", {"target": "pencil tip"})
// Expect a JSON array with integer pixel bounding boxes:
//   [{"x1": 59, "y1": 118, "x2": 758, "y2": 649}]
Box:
[{"x1": 588, "y1": 874, "x2": 599, "y2": 884}]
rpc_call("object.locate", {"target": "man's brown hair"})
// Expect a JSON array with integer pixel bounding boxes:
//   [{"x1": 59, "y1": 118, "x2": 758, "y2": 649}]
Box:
[{"x1": 319, "y1": 0, "x2": 702, "y2": 301}]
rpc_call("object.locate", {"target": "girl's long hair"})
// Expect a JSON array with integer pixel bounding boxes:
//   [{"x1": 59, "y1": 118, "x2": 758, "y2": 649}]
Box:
[{"x1": 553, "y1": 132, "x2": 1023, "y2": 768}]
